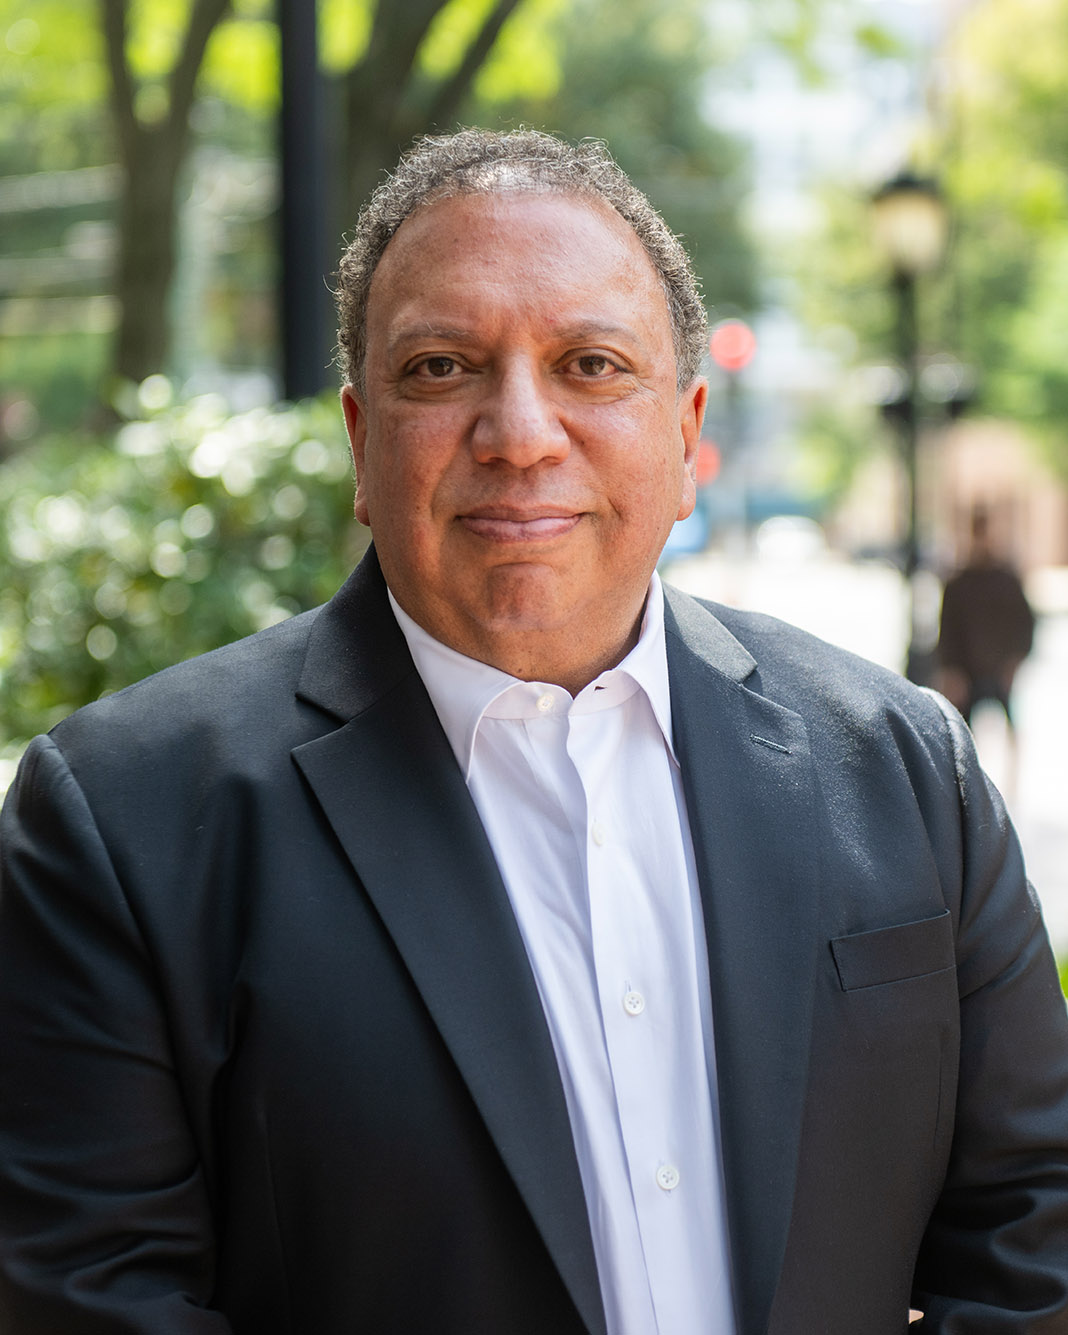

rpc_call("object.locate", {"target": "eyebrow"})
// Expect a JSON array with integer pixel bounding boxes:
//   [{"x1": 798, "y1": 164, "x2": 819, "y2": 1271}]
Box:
[
  {"x1": 553, "y1": 320, "x2": 649, "y2": 349},
  {"x1": 387, "y1": 326, "x2": 474, "y2": 357},
  {"x1": 386, "y1": 319, "x2": 650, "y2": 358}
]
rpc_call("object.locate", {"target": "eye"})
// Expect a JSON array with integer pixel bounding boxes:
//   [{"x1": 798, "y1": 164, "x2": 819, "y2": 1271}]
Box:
[
  {"x1": 411, "y1": 356, "x2": 460, "y2": 378},
  {"x1": 565, "y1": 353, "x2": 623, "y2": 379}
]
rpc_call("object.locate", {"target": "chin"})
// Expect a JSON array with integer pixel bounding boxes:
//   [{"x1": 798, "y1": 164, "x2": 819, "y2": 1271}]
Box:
[{"x1": 474, "y1": 565, "x2": 576, "y2": 631}]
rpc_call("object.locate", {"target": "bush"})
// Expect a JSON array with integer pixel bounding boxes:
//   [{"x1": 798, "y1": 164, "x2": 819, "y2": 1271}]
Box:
[{"x1": 0, "y1": 386, "x2": 367, "y2": 787}]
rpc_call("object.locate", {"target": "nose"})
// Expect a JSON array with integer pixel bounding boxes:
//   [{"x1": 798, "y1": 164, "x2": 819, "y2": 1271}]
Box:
[{"x1": 470, "y1": 362, "x2": 571, "y2": 467}]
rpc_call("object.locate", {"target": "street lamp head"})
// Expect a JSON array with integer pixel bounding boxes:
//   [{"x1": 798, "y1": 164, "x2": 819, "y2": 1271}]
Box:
[{"x1": 872, "y1": 171, "x2": 948, "y2": 277}]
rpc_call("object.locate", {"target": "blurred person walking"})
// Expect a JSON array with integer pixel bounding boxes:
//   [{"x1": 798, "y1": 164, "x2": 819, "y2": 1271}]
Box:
[{"x1": 937, "y1": 507, "x2": 1035, "y2": 730}]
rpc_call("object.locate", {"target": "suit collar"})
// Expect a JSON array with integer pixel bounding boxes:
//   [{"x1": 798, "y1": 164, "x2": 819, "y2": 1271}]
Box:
[
  {"x1": 390, "y1": 571, "x2": 679, "y2": 778},
  {"x1": 296, "y1": 550, "x2": 761, "y2": 721},
  {"x1": 663, "y1": 580, "x2": 758, "y2": 684},
  {"x1": 295, "y1": 544, "x2": 413, "y2": 722}
]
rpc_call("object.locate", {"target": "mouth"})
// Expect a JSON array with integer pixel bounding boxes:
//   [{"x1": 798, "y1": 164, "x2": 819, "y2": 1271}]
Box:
[{"x1": 459, "y1": 509, "x2": 583, "y2": 543}]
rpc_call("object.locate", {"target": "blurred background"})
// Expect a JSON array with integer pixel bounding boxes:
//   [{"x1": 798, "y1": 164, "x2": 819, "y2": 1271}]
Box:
[{"x1": 1, "y1": 0, "x2": 1066, "y2": 953}]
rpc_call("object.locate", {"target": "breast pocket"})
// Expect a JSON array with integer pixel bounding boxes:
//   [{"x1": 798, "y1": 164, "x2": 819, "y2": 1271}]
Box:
[
  {"x1": 830, "y1": 909, "x2": 955, "y2": 992},
  {"x1": 815, "y1": 909, "x2": 959, "y2": 1189}
]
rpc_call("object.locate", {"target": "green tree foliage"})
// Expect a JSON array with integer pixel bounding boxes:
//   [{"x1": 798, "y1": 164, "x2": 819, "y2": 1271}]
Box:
[
  {"x1": 0, "y1": 0, "x2": 278, "y2": 419},
  {"x1": 0, "y1": 384, "x2": 365, "y2": 770},
  {"x1": 788, "y1": 0, "x2": 1068, "y2": 489},
  {"x1": 1, "y1": 3, "x2": 113, "y2": 427},
  {"x1": 330, "y1": 0, "x2": 563, "y2": 229},
  {"x1": 461, "y1": 0, "x2": 757, "y2": 314},
  {"x1": 0, "y1": 0, "x2": 759, "y2": 772},
  {"x1": 103, "y1": 0, "x2": 234, "y2": 383},
  {"x1": 941, "y1": 0, "x2": 1068, "y2": 476}
]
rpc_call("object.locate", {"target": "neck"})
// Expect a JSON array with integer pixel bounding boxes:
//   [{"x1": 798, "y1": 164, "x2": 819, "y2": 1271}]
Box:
[
  {"x1": 467, "y1": 623, "x2": 644, "y2": 697},
  {"x1": 390, "y1": 587, "x2": 652, "y2": 697}
]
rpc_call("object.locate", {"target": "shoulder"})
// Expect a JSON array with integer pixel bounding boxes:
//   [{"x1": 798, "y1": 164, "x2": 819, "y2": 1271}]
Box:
[
  {"x1": 665, "y1": 584, "x2": 930, "y2": 715},
  {"x1": 48, "y1": 606, "x2": 325, "y2": 783},
  {"x1": 663, "y1": 584, "x2": 965, "y2": 786}
]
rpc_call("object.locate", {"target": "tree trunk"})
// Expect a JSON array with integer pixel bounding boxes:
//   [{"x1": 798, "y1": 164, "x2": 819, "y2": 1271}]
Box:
[
  {"x1": 111, "y1": 127, "x2": 184, "y2": 384},
  {"x1": 339, "y1": 0, "x2": 520, "y2": 231},
  {"x1": 100, "y1": 0, "x2": 230, "y2": 386},
  {"x1": 340, "y1": 0, "x2": 443, "y2": 229},
  {"x1": 424, "y1": 0, "x2": 525, "y2": 131}
]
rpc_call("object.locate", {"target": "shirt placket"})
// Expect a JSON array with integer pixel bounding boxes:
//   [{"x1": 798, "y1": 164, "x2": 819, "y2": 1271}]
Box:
[
  {"x1": 567, "y1": 699, "x2": 730, "y2": 1335},
  {"x1": 568, "y1": 714, "x2": 675, "y2": 1233}
]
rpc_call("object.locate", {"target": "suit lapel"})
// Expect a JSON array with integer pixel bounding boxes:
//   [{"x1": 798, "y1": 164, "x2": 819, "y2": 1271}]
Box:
[
  {"x1": 291, "y1": 551, "x2": 606, "y2": 1335},
  {"x1": 665, "y1": 586, "x2": 820, "y2": 1335}
]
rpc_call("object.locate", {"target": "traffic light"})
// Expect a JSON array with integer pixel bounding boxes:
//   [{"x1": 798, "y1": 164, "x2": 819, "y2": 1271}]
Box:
[{"x1": 709, "y1": 319, "x2": 757, "y2": 373}]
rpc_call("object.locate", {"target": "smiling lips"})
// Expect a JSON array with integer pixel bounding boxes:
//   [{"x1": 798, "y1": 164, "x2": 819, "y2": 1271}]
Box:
[{"x1": 460, "y1": 510, "x2": 583, "y2": 543}]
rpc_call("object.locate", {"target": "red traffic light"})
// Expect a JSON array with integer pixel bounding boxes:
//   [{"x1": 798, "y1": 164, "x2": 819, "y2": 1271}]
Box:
[
  {"x1": 709, "y1": 319, "x2": 756, "y2": 372},
  {"x1": 695, "y1": 440, "x2": 721, "y2": 487}
]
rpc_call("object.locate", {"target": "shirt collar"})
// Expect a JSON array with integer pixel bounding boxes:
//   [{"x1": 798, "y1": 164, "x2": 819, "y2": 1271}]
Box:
[{"x1": 389, "y1": 575, "x2": 677, "y2": 781}]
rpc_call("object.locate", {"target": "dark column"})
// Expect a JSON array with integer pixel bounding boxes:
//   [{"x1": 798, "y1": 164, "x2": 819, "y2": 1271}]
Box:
[
  {"x1": 893, "y1": 267, "x2": 920, "y2": 583},
  {"x1": 891, "y1": 267, "x2": 932, "y2": 684},
  {"x1": 278, "y1": 0, "x2": 331, "y2": 399}
]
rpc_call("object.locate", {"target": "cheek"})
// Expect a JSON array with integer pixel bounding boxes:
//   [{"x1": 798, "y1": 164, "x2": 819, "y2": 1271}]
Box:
[
  {"x1": 612, "y1": 424, "x2": 688, "y2": 506},
  {"x1": 362, "y1": 440, "x2": 469, "y2": 554},
  {"x1": 363, "y1": 427, "x2": 435, "y2": 504}
]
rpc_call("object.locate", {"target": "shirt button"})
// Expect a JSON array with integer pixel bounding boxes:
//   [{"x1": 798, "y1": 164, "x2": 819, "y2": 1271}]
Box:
[
  {"x1": 536, "y1": 692, "x2": 554, "y2": 714},
  {"x1": 656, "y1": 1164, "x2": 681, "y2": 1192},
  {"x1": 591, "y1": 821, "x2": 606, "y2": 846},
  {"x1": 623, "y1": 990, "x2": 645, "y2": 1016}
]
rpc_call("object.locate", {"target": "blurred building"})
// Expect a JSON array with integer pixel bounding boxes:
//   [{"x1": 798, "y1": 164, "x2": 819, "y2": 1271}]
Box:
[{"x1": 935, "y1": 420, "x2": 1068, "y2": 572}]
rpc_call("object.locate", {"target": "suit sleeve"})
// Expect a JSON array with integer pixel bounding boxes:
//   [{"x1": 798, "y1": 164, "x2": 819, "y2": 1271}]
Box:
[
  {"x1": 912, "y1": 698, "x2": 1068, "y2": 1331},
  {"x1": 0, "y1": 735, "x2": 232, "y2": 1333}
]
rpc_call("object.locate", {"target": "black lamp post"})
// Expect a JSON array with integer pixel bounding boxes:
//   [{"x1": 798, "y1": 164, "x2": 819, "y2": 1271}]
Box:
[{"x1": 871, "y1": 171, "x2": 948, "y2": 682}]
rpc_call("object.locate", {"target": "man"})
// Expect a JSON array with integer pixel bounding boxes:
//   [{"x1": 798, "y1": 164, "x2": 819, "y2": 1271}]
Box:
[
  {"x1": 1, "y1": 129, "x2": 1067, "y2": 1334},
  {"x1": 937, "y1": 506, "x2": 1036, "y2": 728}
]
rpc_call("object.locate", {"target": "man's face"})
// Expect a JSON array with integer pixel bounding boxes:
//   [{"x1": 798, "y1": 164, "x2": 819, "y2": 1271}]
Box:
[{"x1": 341, "y1": 191, "x2": 706, "y2": 690}]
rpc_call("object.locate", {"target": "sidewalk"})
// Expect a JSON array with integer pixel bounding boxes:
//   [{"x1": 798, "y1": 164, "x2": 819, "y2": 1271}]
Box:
[
  {"x1": 992, "y1": 612, "x2": 1068, "y2": 952},
  {"x1": 664, "y1": 550, "x2": 1068, "y2": 955}
]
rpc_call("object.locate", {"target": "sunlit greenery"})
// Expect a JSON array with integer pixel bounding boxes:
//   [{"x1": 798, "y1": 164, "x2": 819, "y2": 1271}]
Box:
[
  {"x1": 942, "y1": 0, "x2": 1068, "y2": 477},
  {"x1": 788, "y1": 0, "x2": 1068, "y2": 488},
  {"x1": 466, "y1": 0, "x2": 757, "y2": 314},
  {"x1": 0, "y1": 382, "x2": 365, "y2": 780},
  {"x1": 422, "y1": 0, "x2": 565, "y2": 103}
]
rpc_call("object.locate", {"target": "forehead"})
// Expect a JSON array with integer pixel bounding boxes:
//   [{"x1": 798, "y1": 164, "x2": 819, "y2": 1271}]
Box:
[{"x1": 365, "y1": 191, "x2": 671, "y2": 340}]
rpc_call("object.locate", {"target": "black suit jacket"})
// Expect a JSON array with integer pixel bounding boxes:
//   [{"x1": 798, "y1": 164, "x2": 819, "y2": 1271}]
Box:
[{"x1": 2, "y1": 547, "x2": 1068, "y2": 1333}]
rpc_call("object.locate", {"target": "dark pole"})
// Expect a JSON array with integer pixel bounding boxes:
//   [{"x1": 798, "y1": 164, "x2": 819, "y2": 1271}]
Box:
[
  {"x1": 872, "y1": 171, "x2": 948, "y2": 685},
  {"x1": 894, "y1": 268, "x2": 920, "y2": 583},
  {"x1": 278, "y1": 0, "x2": 331, "y2": 400},
  {"x1": 892, "y1": 266, "x2": 926, "y2": 682}
]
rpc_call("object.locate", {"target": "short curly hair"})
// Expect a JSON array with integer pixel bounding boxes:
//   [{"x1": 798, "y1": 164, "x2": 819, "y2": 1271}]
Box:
[{"x1": 335, "y1": 129, "x2": 707, "y2": 394}]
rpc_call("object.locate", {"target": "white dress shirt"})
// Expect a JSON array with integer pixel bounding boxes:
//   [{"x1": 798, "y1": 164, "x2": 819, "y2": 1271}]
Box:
[{"x1": 390, "y1": 576, "x2": 736, "y2": 1335}]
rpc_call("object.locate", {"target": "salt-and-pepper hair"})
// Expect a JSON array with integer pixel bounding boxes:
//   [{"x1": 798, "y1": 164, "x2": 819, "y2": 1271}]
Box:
[{"x1": 335, "y1": 128, "x2": 707, "y2": 394}]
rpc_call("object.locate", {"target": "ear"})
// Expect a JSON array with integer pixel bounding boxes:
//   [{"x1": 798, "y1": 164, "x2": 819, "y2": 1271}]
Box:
[
  {"x1": 340, "y1": 385, "x2": 370, "y2": 527},
  {"x1": 675, "y1": 376, "x2": 708, "y2": 522}
]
